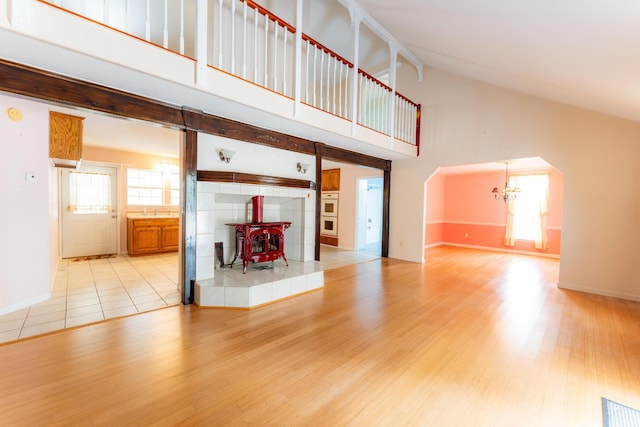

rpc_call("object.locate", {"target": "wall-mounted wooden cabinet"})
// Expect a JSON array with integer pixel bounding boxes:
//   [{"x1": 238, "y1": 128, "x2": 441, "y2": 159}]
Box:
[
  {"x1": 49, "y1": 111, "x2": 84, "y2": 168},
  {"x1": 127, "y1": 217, "x2": 179, "y2": 256},
  {"x1": 322, "y1": 168, "x2": 340, "y2": 191}
]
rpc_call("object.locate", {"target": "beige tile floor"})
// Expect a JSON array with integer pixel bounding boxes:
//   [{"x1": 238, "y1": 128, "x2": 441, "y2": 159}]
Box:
[
  {"x1": 0, "y1": 247, "x2": 378, "y2": 345},
  {"x1": 0, "y1": 253, "x2": 180, "y2": 345}
]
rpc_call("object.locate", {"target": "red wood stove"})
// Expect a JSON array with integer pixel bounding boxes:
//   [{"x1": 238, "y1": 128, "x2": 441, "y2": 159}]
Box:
[{"x1": 227, "y1": 196, "x2": 291, "y2": 273}]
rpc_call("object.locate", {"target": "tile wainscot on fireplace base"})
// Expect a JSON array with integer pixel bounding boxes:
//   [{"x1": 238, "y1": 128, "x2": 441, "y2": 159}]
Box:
[{"x1": 195, "y1": 260, "x2": 324, "y2": 308}]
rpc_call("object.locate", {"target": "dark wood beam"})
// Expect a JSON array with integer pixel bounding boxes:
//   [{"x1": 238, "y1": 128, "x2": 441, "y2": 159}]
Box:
[
  {"x1": 382, "y1": 165, "x2": 391, "y2": 258},
  {"x1": 0, "y1": 58, "x2": 183, "y2": 128},
  {"x1": 315, "y1": 148, "x2": 323, "y2": 261},
  {"x1": 197, "y1": 171, "x2": 315, "y2": 189},
  {"x1": 316, "y1": 143, "x2": 390, "y2": 171},
  {"x1": 182, "y1": 108, "x2": 316, "y2": 155},
  {"x1": 181, "y1": 130, "x2": 198, "y2": 304}
]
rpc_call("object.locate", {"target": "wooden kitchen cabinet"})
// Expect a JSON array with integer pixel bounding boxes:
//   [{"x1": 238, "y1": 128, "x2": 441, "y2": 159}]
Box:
[
  {"x1": 322, "y1": 168, "x2": 340, "y2": 191},
  {"x1": 128, "y1": 217, "x2": 179, "y2": 255},
  {"x1": 161, "y1": 222, "x2": 180, "y2": 251},
  {"x1": 49, "y1": 111, "x2": 84, "y2": 168}
]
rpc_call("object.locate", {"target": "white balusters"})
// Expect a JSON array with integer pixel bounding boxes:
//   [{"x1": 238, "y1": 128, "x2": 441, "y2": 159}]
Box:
[
  {"x1": 273, "y1": 22, "x2": 278, "y2": 92},
  {"x1": 283, "y1": 29, "x2": 287, "y2": 96},
  {"x1": 253, "y1": 8, "x2": 258, "y2": 83},
  {"x1": 263, "y1": 13, "x2": 268, "y2": 88},
  {"x1": 37, "y1": 0, "x2": 419, "y2": 146},
  {"x1": 242, "y1": 1, "x2": 247, "y2": 79},
  {"x1": 312, "y1": 45, "x2": 317, "y2": 107},
  {"x1": 304, "y1": 40, "x2": 310, "y2": 104},
  {"x1": 217, "y1": 0, "x2": 223, "y2": 68},
  {"x1": 230, "y1": 0, "x2": 236, "y2": 74}
]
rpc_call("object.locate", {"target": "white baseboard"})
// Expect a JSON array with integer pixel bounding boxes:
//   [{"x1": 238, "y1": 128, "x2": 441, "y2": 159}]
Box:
[
  {"x1": 426, "y1": 242, "x2": 560, "y2": 259},
  {"x1": 558, "y1": 282, "x2": 640, "y2": 302},
  {"x1": 0, "y1": 293, "x2": 52, "y2": 317},
  {"x1": 424, "y1": 242, "x2": 443, "y2": 249}
]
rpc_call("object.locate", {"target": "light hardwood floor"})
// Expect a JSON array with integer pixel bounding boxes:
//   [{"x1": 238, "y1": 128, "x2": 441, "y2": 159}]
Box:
[{"x1": 0, "y1": 246, "x2": 638, "y2": 426}]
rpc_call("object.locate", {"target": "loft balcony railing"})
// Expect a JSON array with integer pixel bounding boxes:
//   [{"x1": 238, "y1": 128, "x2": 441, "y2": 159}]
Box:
[{"x1": 38, "y1": 0, "x2": 420, "y2": 148}]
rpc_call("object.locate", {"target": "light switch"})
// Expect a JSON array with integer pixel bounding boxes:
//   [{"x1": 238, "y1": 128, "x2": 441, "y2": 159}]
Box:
[{"x1": 25, "y1": 173, "x2": 39, "y2": 181}]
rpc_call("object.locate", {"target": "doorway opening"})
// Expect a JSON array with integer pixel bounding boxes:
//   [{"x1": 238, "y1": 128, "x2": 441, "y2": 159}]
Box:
[
  {"x1": 356, "y1": 177, "x2": 383, "y2": 256},
  {"x1": 423, "y1": 157, "x2": 563, "y2": 262}
]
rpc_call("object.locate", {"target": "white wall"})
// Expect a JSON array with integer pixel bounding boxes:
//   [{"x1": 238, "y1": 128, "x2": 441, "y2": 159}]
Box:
[
  {"x1": 198, "y1": 134, "x2": 315, "y2": 178},
  {"x1": 390, "y1": 67, "x2": 640, "y2": 301},
  {"x1": 0, "y1": 94, "x2": 56, "y2": 315}
]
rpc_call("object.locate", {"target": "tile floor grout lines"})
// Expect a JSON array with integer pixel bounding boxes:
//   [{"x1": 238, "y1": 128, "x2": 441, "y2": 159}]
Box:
[
  {"x1": 0, "y1": 248, "x2": 376, "y2": 345},
  {"x1": 0, "y1": 253, "x2": 180, "y2": 345}
]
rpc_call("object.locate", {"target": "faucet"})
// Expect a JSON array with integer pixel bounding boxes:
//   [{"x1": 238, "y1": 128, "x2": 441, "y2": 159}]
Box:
[
  {"x1": 143, "y1": 207, "x2": 147, "y2": 216},
  {"x1": 154, "y1": 209, "x2": 158, "y2": 216}
]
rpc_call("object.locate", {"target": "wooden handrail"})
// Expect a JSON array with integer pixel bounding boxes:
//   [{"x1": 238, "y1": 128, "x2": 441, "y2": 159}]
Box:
[
  {"x1": 241, "y1": 0, "x2": 296, "y2": 34},
  {"x1": 358, "y1": 69, "x2": 392, "y2": 92},
  {"x1": 395, "y1": 91, "x2": 417, "y2": 107},
  {"x1": 303, "y1": 32, "x2": 417, "y2": 109},
  {"x1": 302, "y1": 33, "x2": 354, "y2": 68}
]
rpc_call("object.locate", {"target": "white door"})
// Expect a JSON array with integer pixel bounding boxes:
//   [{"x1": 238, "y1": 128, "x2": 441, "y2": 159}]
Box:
[
  {"x1": 356, "y1": 177, "x2": 383, "y2": 255},
  {"x1": 61, "y1": 166, "x2": 118, "y2": 258},
  {"x1": 365, "y1": 186, "x2": 382, "y2": 245}
]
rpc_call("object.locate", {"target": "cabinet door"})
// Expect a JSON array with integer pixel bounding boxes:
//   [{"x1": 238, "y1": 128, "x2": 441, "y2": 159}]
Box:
[
  {"x1": 161, "y1": 224, "x2": 180, "y2": 251},
  {"x1": 322, "y1": 168, "x2": 340, "y2": 191},
  {"x1": 49, "y1": 111, "x2": 84, "y2": 167},
  {"x1": 132, "y1": 225, "x2": 161, "y2": 254}
]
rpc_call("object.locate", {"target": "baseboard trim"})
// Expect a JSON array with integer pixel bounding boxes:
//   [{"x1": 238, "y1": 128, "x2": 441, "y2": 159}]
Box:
[
  {"x1": 426, "y1": 242, "x2": 560, "y2": 259},
  {"x1": 558, "y1": 282, "x2": 640, "y2": 302},
  {"x1": 0, "y1": 292, "x2": 52, "y2": 317}
]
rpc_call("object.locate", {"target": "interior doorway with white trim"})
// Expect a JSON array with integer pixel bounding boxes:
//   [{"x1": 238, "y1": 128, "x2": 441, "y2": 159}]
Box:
[{"x1": 356, "y1": 177, "x2": 383, "y2": 256}]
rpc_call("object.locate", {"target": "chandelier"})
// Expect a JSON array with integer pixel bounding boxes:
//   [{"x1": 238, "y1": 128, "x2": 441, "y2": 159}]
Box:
[{"x1": 492, "y1": 162, "x2": 520, "y2": 203}]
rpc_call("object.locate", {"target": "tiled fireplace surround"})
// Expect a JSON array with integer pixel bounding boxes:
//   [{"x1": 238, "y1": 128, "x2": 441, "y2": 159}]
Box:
[{"x1": 195, "y1": 182, "x2": 323, "y2": 308}]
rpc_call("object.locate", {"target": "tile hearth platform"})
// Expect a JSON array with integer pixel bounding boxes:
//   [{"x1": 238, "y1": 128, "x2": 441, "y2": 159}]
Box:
[{"x1": 195, "y1": 260, "x2": 324, "y2": 308}]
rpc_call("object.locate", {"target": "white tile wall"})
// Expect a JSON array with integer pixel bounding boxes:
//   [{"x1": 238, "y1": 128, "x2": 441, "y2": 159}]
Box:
[
  {"x1": 195, "y1": 261, "x2": 323, "y2": 308},
  {"x1": 195, "y1": 183, "x2": 316, "y2": 282}
]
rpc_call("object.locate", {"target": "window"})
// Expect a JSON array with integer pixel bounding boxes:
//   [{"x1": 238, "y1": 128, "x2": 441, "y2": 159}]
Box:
[
  {"x1": 69, "y1": 171, "x2": 112, "y2": 214},
  {"x1": 509, "y1": 174, "x2": 549, "y2": 242},
  {"x1": 127, "y1": 166, "x2": 179, "y2": 206}
]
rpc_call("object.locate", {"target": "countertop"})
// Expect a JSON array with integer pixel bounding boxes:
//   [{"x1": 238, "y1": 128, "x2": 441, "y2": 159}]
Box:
[{"x1": 127, "y1": 213, "x2": 179, "y2": 219}]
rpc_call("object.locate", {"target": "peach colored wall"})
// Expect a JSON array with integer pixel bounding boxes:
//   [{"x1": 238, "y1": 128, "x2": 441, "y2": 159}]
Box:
[
  {"x1": 83, "y1": 145, "x2": 178, "y2": 170},
  {"x1": 427, "y1": 168, "x2": 563, "y2": 256}
]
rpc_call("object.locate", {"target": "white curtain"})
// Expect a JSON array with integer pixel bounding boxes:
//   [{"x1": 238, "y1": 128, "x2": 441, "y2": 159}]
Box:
[
  {"x1": 503, "y1": 174, "x2": 549, "y2": 249},
  {"x1": 504, "y1": 175, "x2": 519, "y2": 247},
  {"x1": 534, "y1": 175, "x2": 550, "y2": 250},
  {"x1": 69, "y1": 171, "x2": 112, "y2": 213}
]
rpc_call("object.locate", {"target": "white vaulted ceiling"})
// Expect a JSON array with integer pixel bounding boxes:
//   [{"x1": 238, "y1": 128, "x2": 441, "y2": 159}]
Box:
[{"x1": 355, "y1": 0, "x2": 640, "y2": 123}]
